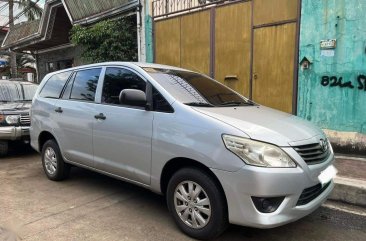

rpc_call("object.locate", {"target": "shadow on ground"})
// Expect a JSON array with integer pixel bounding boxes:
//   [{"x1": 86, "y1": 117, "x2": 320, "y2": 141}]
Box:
[{"x1": 6, "y1": 141, "x2": 36, "y2": 158}]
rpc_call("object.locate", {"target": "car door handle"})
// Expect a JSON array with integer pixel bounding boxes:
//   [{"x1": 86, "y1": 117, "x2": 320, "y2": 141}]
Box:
[
  {"x1": 54, "y1": 107, "x2": 63, "y2": 113},
  {"x1": 94, "y1": 113, "x2": 106, "y2": 120}
]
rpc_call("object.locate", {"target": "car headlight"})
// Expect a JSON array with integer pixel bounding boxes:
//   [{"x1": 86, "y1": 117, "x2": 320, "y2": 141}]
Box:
[
  {"x1": 222, "y1": 134, "x2": 296, "y2": 168},
  {"x1": 5, "y1": 115, "x2": 20, "y2": 124}
]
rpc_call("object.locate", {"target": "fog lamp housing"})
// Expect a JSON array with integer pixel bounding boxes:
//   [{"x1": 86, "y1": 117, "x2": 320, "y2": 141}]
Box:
[{"x1": 251, "y1": 196, "x2": 285, "y2": 213}]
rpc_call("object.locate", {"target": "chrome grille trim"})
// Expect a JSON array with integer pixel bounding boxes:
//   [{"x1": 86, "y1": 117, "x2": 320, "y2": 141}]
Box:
[
  {"x1": 20, "y1": 114, "x2": 31, "y2": 126},
  {"x1": 294, "y1": 142, "x2": 330, "y2": 165}
]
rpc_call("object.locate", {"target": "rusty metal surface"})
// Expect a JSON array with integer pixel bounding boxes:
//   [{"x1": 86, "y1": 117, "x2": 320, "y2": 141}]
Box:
[
  {"x1": 253, "y1": 0, "x2": 298, "y2": 26},
  {"x1": 252, "y1": 23, "x2": 297, "y2": 113},
  {"x1": 152, "y1": 0, "x2": 244, "y2": 18},
  {"x1": 214, "y1": 2, "x2": 251, "y2": 96},
  {"x1": 63, "y1": 0, "x2": 135, "y2": 22}
]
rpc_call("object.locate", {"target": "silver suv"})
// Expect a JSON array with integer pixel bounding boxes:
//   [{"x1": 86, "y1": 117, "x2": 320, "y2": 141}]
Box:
[{"x1": 31, "y1": 62, "x2": 336, "y2": 240}]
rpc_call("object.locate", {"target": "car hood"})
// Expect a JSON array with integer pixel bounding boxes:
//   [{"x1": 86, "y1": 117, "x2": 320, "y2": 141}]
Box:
[
  {"x1": 193, "y1": 105, "x2": 324, "y2": 146},
  {"x1": 0, "y1": 101, "x2": 31, "y2": 113}
]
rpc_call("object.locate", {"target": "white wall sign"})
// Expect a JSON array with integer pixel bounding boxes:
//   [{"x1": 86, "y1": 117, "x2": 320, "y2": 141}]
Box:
[
  {"x1": 320, "y1": 39, "x2": 337, "y2": 49},
  {"x1": 321, "y1": 49, "x2": 335, "y2": 57}
]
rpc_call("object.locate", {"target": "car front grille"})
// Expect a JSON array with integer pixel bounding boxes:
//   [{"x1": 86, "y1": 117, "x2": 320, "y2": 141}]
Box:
[
  {"x1": 20, "y1": 114, "x2": 31, "y2": 126},
  {"x1": 293, "y1": 142, "x2": 330, "y2": 165},
  {"x1": 296, "y1": 182, "x2": 331, "y2": 206}
]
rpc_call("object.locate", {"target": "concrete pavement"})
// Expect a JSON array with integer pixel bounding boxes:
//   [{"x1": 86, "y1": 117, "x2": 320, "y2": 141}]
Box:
[
  {"x1": 0, "y1": 151, "x2": 366, "y2": 241},
  {"x1": 0, "y1": 147, "x2": 365, "y2": 241}
]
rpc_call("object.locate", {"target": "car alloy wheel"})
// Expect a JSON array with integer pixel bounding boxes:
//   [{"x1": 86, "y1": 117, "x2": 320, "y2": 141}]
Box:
[
  {"x1": 44, "y1": 147, "x2": 57, "y2": 175},
  {"x1": 174, "y1": 181, "x2": 211, "y2": 229},
  {"x1": 167, "y1": 168, "x2": 228, "y2": 240},
  {"x1": 41, "y1": 139, "x2": 70, "y2": 181}
]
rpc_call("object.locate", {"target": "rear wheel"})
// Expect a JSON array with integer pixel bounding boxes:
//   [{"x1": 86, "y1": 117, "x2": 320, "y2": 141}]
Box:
[
  {"x1": 0, "y1": 141, "x2": 8, "y2": 156},
  {"x1": 41, "y1": 139, "x2": 70, "y2": 181},
  {"x1": 166, "y1": 168, "x2": 228, "y2": 240}
]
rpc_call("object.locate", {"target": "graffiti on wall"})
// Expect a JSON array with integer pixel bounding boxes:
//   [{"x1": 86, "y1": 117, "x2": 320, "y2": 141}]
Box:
[{"x1": 321, "y1": 75, "x2": 366, "y2": 91}]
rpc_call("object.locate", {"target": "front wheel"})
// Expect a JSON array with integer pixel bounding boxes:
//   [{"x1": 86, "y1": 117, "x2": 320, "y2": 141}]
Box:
[
  {"x1": 41, "y1": 139, "x2": 70, "y2": 181},
  {"x1": 166, "y1": 168, "x2": 228, "y2": 240}
]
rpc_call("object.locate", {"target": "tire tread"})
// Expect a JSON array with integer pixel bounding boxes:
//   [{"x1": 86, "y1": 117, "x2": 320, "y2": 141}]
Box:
[{"x1": 166, "y1": 167, "x2": 228, "y2": 240}]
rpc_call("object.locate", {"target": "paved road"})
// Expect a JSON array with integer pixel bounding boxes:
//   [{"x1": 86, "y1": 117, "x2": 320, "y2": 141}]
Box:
[{"x1": 0, "y1": 147, "x2": 365, "y2": 241}]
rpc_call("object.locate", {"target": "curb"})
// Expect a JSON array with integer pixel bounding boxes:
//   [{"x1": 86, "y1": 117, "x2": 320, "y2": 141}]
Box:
[
  {"x1": 329, "y1": 176, "x2": 366, "y2": 207},
  {"x1": 335, "y1": 155, "x2": 366, "y2": 162}
]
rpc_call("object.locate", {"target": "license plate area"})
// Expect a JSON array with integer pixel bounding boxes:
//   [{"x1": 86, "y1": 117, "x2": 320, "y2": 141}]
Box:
[{"x1": 318, "y1": 165, "x2": 337, "y2": 185}]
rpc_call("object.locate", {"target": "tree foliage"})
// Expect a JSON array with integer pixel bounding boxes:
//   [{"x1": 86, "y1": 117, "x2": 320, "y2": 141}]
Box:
[
  {"x1": 18, "y1": 0, "x2": 43, "y2": 21},
  {"x1": 70, "y1": 17, "x2": 137, "y2": 63}
]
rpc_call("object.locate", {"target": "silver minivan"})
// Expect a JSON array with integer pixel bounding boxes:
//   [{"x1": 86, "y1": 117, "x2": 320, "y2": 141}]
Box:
[{"x1": 31, "y1": 62, "x2": 336, "y2": 240}]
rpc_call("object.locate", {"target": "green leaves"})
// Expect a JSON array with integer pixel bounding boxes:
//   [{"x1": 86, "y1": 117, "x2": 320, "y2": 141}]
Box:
[
  {"x1": 70, "y1": 16, "x2": 138, "y2": 63},
  {"x1": 18, "y1": 0, "x2": 43, "y2": 21}
]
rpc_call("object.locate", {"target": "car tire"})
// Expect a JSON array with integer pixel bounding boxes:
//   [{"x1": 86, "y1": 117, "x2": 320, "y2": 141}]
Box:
[
  {"x1": 41, "y1": 139, "x2": 70, "y2": 181},
  {"x1": 0, "y1": 141, "x2": 8, "y2": 156},
  {"x1": 166, "y1": 168, "x2": 228, "y2": 240}
]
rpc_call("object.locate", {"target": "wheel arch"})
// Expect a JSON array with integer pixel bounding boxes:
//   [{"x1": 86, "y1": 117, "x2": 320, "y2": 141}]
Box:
[
  {"x1": 160, "y1": 157, "x2": 228, "y2": 207},
  {"x1": 38, "y1": 131, "x2": 58, "y2": 151}
]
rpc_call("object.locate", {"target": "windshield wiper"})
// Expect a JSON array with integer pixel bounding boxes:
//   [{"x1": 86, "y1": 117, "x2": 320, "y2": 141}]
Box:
[
  {"x1": 184, "y1": 102, "x2": 214, "y2": 107},
  {"x1": 219, "y1": 101, "x2": 254, "y2": 106}
]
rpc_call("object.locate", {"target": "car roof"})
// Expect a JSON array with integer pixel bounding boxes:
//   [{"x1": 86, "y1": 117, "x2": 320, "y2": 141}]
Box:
[{"x1": 46, "y1": 62, "x2": 190, "y2": 76}]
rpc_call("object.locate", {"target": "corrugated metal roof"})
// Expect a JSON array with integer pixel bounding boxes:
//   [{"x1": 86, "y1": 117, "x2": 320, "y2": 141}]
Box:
[
  {"x1": 1, "y1": 0, "x2": 138, "y2": 50},
  {"x1": 2, "y1": 20, "x2": 40, "y2": 47},
  {"x1": 63, "y1": 0, "x2": 135, "y2": 23}
]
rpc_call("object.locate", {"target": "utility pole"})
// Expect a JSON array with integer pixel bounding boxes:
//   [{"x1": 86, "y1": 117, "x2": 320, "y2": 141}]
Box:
[{"x1": 8, "y1": 0, "x2": 17, "y2": 78}]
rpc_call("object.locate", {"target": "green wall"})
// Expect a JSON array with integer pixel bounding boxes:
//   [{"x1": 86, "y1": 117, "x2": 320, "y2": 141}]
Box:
[
  {"x1": 298, "y1": 0, "x2": 366, "y2": 134},
  {"x1": 145, "y1": 0, "x2": 154, "y2": 63}
]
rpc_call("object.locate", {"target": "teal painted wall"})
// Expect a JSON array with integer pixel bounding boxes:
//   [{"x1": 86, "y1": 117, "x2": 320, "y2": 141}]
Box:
[
  {"x1": 145, "y1": 0, "x2": 154, "y2": 62},
  {"x1": 298, "y1": 0, "x2": 366, "y2": 134}
]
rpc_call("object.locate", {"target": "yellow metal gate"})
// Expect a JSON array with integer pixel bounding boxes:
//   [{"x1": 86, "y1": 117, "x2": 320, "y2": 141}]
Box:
[
  {"x1": 215, "y1": 2, "x2": 251, "y2": 96},
  {"x1": 153, "y1": 0, "x2": 300, "y2": 113}
]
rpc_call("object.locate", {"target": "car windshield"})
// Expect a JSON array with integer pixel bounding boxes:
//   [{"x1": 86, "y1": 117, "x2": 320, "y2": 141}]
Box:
[
  {"x1": 0, "y1": 83, "x2": 21, "y2": 102},
  {"x1": 22, "y1": 84, "x2": 38, "y2": 101},
  {"x1": 143, "y1": 68, "x2": 253, "y2": 107},
  {"x1": 0, "y1": 82, "x2": 38, "y2": 102}
]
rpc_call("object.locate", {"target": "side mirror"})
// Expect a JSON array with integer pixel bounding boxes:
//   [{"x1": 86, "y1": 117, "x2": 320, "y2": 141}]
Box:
[{"x1": 119, "y1": 89, "x2": 147, "y2": 108}]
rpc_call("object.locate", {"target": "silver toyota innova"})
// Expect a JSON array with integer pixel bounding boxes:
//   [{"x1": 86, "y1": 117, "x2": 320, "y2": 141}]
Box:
[{"x1": 31, "y1": 62, "x2": 337, "y2": 240}]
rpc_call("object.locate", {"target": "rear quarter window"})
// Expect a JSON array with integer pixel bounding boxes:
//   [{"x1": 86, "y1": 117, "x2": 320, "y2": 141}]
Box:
[{"x1": 39, "y1": 71, "x2": 72, "y2": 98}]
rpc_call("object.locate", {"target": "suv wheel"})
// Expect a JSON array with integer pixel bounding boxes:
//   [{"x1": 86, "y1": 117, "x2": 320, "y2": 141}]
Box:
[
  {"x1": 166, "y1": 168, "x2": 228, "y2": 240},
  {"x1": 0, "y1": 141, "x2": 8, "y2": 156},
  {"x1": 41, "y1": 140, "x2": 70, "y2": 181}
]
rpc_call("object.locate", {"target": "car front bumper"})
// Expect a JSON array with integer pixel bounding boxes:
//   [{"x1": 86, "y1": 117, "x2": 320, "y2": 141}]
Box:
[
  {"x1": 0, "y1": 126, "x2": 30, "y2": 141},
  {"x1": 211, "y1": 150, "x2": 335, "y2": 228}
]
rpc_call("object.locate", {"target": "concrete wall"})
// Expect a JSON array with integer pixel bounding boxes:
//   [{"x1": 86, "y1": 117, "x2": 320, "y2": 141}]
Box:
[
  {"x1": 36, "y1": 45, "x2": 83, "y2": 82},
  {"x1": 298, "y1": 0, "x2": 366, "y2": 154}
]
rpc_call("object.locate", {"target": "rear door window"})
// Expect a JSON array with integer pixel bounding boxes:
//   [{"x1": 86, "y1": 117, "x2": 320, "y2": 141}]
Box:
[
  {"x1": 70, "y1": 68, "x2": 101, "y2": 102},
  {"x1": 39, "y1": 71, "x2": 72, "y2": 98}
]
